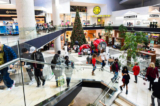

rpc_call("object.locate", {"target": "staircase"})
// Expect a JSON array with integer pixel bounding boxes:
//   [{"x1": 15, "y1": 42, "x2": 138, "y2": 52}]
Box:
[{"x1": 111, "y1": 94, "x2": 136, "y2": 106}]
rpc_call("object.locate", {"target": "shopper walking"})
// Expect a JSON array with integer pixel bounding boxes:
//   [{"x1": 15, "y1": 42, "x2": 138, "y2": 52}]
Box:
[
  {"x1": 92, "y1": 54, "x2": 97, "y2": 76},
  {"x1": 30, "y1": 47, "x2": 45, "y2": 87},
  {"x1": 132, "y1": 62, "x2": 140, "y2": 83},
  {"x1": 111, "y1": 59, "x2": 120, "y2": 83},
  {"x1": 51, "y1": 51, "x2": 62, "y2": 87},
  {"x1": 21, "y1": 48, "x2": 34, "y2": 85},
  {"x1": 120, "y1": 66, "x2": 130, "y2": 94},
  {"x1": 145, "y1": 62, "x2": 159, "y2": 91},
  {"x1": 0, "y1": 42, "x2": 17, "y2": 90},
  {"x1": 64, "y1": 56, "x2": 73, "y2": 88},
  {"x1": 151, "y1": 78, "x2": 160, "y2": 106},
  {"x1": 100, "y1": 49, "x2": 106, "y2": 71}
]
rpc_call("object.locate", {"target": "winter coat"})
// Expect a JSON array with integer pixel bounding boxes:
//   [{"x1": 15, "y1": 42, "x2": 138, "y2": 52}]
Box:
[{"x1": 132, "y1": 65, "x2": 140, "y2": 76}]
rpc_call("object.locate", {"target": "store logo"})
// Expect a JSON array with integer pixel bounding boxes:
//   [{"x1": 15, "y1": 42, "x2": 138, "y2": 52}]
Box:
[
  {"x1": 124, "y1": 15, "x2": 137, "y2": 18},
  {"x1": 6, "y1": 11, "x2": 9, "y2": 14},
  {"x1": 93, "y1": 6, "x2": 101, "y2": 15},
  {"x1": 6, "y1": 10, "x2": 16, "y2": 14},
  {"x1": 150, "y1": 14, "x2": 159, "y2": 17}
]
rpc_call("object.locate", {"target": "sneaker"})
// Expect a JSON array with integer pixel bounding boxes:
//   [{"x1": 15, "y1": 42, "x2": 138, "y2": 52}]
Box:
[
  {"x1": 134, "y1": 81, "x2": 137, "y2": 83},
  {"x1": 7, "y1": 87, "x2": 12, "y2": 91},
  {"x1": 12, "y1": 80, "x2": 16, "y2": 88},
  {"x1": 29, "y1": 81, "x2": 34, "y2": 85},
  {"x1": 42, "y1": 80, "x2": 45, "y2": 86},
  {"x1": 37, "y1": 85, "x2": 40, "y2": 87},
  {"x1": 120, "y1": 86, "x2": 123, "y2": 91},
  {"x1": 115, "y1": 81, "x2": 118, "y2": 83},
  {"x1": 126, "y1": 90, "x2": 128, "y2": 95}
]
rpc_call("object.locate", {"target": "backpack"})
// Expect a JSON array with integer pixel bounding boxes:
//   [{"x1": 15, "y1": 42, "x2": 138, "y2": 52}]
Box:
[{"x1": 34, "y1": 51, "x2": 44, "y2": 62}]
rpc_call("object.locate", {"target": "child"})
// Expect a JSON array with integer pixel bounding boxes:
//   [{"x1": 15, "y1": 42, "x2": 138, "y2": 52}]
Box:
[{"x1": 92, "y1": 54, "x2": 97, "y2": 76}]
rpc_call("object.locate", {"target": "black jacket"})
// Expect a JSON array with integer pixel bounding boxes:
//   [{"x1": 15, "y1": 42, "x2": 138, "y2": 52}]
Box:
[
  {"x1": 152, "y1": 78, "x2": 160, "y2": 99},
  {"x1": 31, "y1": 51, "x2": 44, "y2": 69},
  {"x1": 112, "y1": 62, "x2": 120, "y2": 72}
]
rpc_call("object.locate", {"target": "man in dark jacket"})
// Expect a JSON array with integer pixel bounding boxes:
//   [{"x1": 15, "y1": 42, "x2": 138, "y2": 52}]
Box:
[
  {"x1": 30, "y1": 47, "x2": 45, "y2": 87},
  {"x1": 21, "y1": 48, "x2": 34, "y2": 85},
  {"x1": 0, "y1": 42, "x2": 17, "y2": 90},
  {"x1": 111, "y1": 59, "x2": 120, "y2": 83},
  {"x1": 151, "y1": 78, "x2": 160, "y2": 106}
]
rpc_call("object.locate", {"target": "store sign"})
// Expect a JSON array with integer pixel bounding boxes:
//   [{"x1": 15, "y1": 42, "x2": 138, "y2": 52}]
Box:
[
  {"x1": 0, "y1": 9, "x2": 44, "y2": 15},
  {"x1": 124, "y1": 15, "x2": 137, "y2": 18},
  {"x1": 93, "y1": 6, "x2": 101, "y2": 15},
  {"x1": 70, "y1": 6, "x2": 87, "y2": 12},
  {"x1": 150, "y1": 14, "x2": 159, "y2": 17},
  {"x1": 92, "y1": 15, "x2": 111, "y2": 17}
]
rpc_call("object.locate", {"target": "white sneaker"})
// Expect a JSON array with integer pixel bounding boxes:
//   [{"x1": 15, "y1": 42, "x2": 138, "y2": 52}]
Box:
[
  {"x1": 12, "y1": 80, "x2": 16, "y2": 88},
  {"x1": 29, "y1": 81, "x2": 33, "y2": 85},
  {"x1": 7, "y1": 87, "x2": 12, "y2": 91}
]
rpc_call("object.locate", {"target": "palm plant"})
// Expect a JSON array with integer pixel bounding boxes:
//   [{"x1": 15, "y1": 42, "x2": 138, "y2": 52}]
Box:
[{"x1": 119, "y1": 24, "x2": 127, "y2": 38}]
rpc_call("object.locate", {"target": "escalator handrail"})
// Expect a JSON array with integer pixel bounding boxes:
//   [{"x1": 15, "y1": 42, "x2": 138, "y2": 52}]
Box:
[{"x1": 96, "y1": 76, "x2": 120, "y2": 106}]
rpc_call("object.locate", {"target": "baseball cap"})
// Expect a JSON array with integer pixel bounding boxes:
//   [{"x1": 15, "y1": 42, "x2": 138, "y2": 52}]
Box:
[{"x1": 30, "y1": 46, "x2": 36, "y2": 53}]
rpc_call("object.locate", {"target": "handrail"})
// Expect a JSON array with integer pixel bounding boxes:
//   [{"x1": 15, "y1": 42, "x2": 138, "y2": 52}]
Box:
[
  {"x1": 0, "y1": 58, "x2": 19, "y2": 70},
  {"x1": 96, "y1": 76, "x2": 120, "y2": 106}
]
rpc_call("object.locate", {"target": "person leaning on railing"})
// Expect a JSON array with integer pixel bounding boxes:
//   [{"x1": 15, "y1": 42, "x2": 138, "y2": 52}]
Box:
[{"x1": 0, "y1": 42, "x2": 17, "y2": 91}]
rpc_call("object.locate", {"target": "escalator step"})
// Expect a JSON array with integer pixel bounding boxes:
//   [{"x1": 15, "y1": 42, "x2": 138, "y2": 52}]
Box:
[
  {"x1": 111, "y1": 103, "x2": 119, "y2": 106},
  {"x1": 115, "y1": 98, "x2": 131, "y2": 106}
]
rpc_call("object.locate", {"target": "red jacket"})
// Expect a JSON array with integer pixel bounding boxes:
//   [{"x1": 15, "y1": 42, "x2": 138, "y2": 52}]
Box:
[
  {"x1": 146, "y1": 67, "x2": 159, "y2": 79},
  {"x1": 92, "y1": 58, "x2": 96, "y2": 66},
  {"x1": 132, "y1": 65, "x2": 140, "y2": 76}
]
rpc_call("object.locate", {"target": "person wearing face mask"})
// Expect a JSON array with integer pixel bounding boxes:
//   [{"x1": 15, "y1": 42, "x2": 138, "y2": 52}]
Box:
[
  {"x1": 0, "y1": 42, "x2": 17, "y2": 91},
  {"x1": 111, "y1": 59, "x2": 120, "y2": 83}
]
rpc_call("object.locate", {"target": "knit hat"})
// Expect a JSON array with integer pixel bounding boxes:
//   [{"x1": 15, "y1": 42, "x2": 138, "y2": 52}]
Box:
[{"x1": 30, "y1": 46, "x2": 36, "y2": 53}]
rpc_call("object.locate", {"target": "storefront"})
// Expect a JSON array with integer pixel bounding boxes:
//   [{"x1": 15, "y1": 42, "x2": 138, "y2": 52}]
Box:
[
  {"x1": 0, "y1": 9, "x2": 46, "y2": 24},
  {"x1": 0, "y1": 9, "x2": 46, "y2": 34},
  {"x1": 112, "y1": 6, "x2": 160, "y2": 27}
]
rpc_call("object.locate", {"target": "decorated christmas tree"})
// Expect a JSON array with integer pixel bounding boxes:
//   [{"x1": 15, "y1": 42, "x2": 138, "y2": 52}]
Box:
[{"x1": 71, "y1": 10, "x2": 87, "y2": 47}]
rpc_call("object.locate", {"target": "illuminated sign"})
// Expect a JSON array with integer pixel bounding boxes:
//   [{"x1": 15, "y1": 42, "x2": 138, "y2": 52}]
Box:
[
  {"x1": 92, "y1": 15, "x2": 111, "y2": 17},
  {"x1": 93, "y1": 6, "x2": 101, "y2": 15},
  {"x1": 124, "y1": 15, "x2": 137, "y2": 18}
]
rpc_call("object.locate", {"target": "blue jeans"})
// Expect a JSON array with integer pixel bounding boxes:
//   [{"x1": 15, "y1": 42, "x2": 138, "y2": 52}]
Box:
[
  {"x1": 112, "y1": 71, "x2": 118, "y2": 81},
  {"x1": 92, "y1": 64, "x2": 96, "y2": 71},
  {"x1": 0, "y1": 67, "x2": 13, "y2": 88}
]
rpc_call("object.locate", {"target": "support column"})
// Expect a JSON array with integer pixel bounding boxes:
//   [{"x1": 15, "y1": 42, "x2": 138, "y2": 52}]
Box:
[
  {"x1": 16, "y1": 0, "x2": 37, "y2": 40},
  {"x1": 52, "y1": 0, "x2": 61, "y2": 53}
]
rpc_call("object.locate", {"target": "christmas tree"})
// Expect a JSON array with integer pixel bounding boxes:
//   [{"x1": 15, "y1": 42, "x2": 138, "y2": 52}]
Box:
[{"x1": 71, "y1": 10, "x2": 87, "y2": 47}]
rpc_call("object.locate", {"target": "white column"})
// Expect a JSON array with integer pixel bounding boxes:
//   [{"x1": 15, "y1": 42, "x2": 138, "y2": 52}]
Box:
[
  {"x1": 16, "y1": 0, "x2": 37, "y2": 40},
  {"x1": 52, "y1": 0, "x2": 60, "y2": 26},
  {"x1": 54, "y1": 36, "x2": 61, "y2": 53},
  {"x1": 52, "y1": 0, "x2": 61, "y2": 53}
]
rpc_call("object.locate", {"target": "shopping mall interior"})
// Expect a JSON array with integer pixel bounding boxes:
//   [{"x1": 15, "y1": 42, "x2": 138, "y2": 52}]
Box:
[{"x1": 0, "y1": 0, "x2": 160, "y2": 106}]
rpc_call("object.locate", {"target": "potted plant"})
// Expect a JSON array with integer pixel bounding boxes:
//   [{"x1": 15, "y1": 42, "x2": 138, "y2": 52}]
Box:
[
  {"x1": 119, "y1": 24, "x2": 127, "y2": 38},
  {"x1": 105, "y1": 25, "x2": 113, "y2": 45},
  {"x1": 155, "y1": 22, "x2": 158, "y2": 28},
  {"x1": 121, "y1": 32, "x2": 148, "y2": 66}
]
